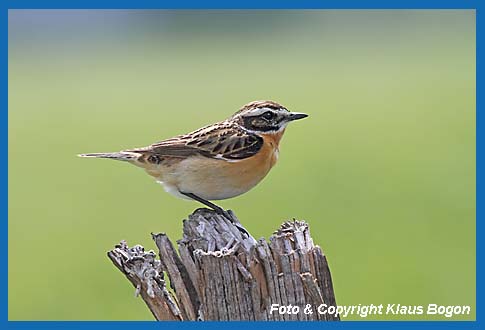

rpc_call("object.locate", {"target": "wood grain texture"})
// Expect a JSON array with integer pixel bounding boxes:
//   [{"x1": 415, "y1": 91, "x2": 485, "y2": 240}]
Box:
[{"x1": 107, "y1": 208, "x2": 339, "y2": 321}]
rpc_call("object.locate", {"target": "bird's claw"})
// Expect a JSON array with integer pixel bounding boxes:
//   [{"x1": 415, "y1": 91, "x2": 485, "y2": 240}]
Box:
[{"x1": 214, "y1": 208, "x2": 250, "y2": 237}]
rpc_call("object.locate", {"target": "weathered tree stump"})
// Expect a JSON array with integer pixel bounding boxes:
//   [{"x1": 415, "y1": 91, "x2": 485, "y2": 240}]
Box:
[{"x1": 107, "y1": 208, "x2": 339, "y2": 321}]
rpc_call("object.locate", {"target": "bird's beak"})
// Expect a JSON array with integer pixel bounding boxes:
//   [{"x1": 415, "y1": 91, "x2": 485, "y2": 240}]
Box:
[{"x1": 287, "y1": 112, "x2": 309, "y2": 121}]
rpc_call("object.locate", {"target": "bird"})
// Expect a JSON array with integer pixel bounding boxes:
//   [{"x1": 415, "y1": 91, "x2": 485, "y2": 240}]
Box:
[{"x1": 79, "y1": 100, "x2": 308, "y2": 223}]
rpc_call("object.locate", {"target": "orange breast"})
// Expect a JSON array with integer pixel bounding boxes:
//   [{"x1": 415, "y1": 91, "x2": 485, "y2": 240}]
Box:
[
  {"x1": 221, "y1": 130, "x2": 285, "y2": 189},
  {"x1": 141, "y1": 130, "x2": 285, "y2": 200}
]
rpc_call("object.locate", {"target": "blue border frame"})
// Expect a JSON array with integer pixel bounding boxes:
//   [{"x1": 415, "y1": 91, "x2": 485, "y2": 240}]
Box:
[
  {"x1": 1, "y1": 0, "x2": 480, "y2": 9},
  {"x1": 3, "y1": 1, "x2": 480, "y2": 329}
]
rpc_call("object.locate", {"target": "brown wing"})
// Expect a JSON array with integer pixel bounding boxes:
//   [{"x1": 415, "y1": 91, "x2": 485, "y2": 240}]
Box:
[{"x1": 127, "y1": 121, "x2": 263, "y2": 161}]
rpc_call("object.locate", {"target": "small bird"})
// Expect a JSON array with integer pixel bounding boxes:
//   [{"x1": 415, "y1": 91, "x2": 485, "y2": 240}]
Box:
[{"x1": 80, "y1": 100, "x2": 307, "y2": 220}]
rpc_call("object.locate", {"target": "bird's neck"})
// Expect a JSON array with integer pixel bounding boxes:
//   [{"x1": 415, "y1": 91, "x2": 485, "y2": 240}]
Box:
[{"x1": 260, "y1": 129, "x2": 286, "y2": 149}]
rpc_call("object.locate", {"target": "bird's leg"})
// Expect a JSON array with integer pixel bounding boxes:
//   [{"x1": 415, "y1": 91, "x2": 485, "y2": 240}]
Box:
[
  {"x1": 180, "y1": 191, "x2": 227, "y2": 214},
  {"x1": 180, "y1": 191, "x2": 249, "y2": 237}
]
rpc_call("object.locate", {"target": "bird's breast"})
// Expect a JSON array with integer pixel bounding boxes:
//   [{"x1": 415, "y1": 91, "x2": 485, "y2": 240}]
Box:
[
  {"x1": 140, "y1": 130, "x2": 281, "y2": 200},
  {"x1": 145, "y1": 133, "x2": 281, "y2": 201}
]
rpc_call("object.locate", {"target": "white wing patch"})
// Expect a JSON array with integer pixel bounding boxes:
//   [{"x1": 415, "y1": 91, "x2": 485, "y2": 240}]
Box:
[{"x1": 214, "y1": 154, "x2": 243, "y2": 162}]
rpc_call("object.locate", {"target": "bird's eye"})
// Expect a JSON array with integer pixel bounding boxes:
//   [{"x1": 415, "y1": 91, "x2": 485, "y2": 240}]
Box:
[{"x1": 262, "y1": 111, "x2": 275, "y2": 120}]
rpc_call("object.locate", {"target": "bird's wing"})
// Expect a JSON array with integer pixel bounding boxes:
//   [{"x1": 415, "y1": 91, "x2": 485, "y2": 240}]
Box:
[{"x1": 127, "y1": 122, "x2": 263, "y2": 161}]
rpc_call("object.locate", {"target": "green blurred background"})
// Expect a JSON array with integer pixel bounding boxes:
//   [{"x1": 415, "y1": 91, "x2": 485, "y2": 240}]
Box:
[{"x1": 8, "y1": 10, "x2": 475, "y2": 320}]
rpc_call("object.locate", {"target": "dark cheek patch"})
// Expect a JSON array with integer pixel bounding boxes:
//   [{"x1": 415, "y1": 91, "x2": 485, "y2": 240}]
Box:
[
  {"x1": 252, "y1": 118, "x2": 267, "y2": 128},
  {"x1": 242, "y1": 117, "x2": 256, "y2": 130},
  {"x1": 242, "y1": 116, "x2": 279, "y2": 132}
]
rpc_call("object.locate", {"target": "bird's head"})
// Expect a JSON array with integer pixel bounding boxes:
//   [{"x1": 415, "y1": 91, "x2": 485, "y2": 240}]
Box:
[{"x1": 231, "y1": 100, "x2": 308, "y2": 134}]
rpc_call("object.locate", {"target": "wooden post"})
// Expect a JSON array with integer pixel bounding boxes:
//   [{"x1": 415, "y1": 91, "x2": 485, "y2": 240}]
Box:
[{"x1": 107, "y1": 208, "x2": 339, "y2": 321}]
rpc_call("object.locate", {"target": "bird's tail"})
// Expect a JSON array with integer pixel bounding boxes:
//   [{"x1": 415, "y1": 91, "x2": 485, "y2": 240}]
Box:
[{"x1": 78, "y1": 151, "x2": 140, "y2": 162}]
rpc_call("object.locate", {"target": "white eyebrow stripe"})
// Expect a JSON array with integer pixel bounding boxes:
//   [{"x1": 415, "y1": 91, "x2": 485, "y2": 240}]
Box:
[{"x1": 245, "y1": 107, "x2": 276, "y2": 116}]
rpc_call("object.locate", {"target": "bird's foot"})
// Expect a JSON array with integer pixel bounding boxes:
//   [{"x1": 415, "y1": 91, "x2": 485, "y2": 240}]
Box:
[{"x1": 213, "y1": 207, "x2": 250, "y2": 237}]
